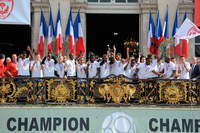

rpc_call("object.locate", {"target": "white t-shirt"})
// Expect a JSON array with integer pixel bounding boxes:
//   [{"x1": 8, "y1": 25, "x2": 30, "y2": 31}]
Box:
[
  {"x1": 77, "y1": 64, "x2": 87, "y2": 78},
  {"x1": 88, "y1": 61, "x2": 100, "y2": 78},
  {"x1": 110, "y1": 61, "x2": 125, "y2": 76},
  {"x1": 137, "y1": 63, "x2": 156, "y2": 79},
  {"x1": 151, "y1": 59, "x2": 157, "y2": 67},
  {"x1": 179, "y1": 62, "x2": 191, "y2": 79},
  {"x1": 100, "y1": 61, "x2": 110, "y2": 78},
  {"x1": 43, "y1": 59, "x2": 55, "y2": 77},
  {"x1": 163, "y1": 62, "x2": 176, "y2": 79},
  {"x1": 18, "y1": 58, "x2": 30, "y2": 76},
  {"x1": 125, "y1": 64, "x2": 136, "y2": 79},
  {"x1": 152, "y1": 63, "x2": 164, "y2": 77},
  {"x1": 65, "y1": 59, "x2": 76, "y2": 77},
  {"x1": 30, "y1": 61, "x2": 43, "y2": 78},
  {"x1": 55, "y1": 63, "x2": 65, "y2": 78}
]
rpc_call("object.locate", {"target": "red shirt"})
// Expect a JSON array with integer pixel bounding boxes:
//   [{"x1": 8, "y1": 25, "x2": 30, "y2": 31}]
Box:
[
  {"x1": 0, "y1": 60, "x2": 5, "y2": 78},
  {"x1": 6, "y1": 62, "x2": 18, "y2": 77}
]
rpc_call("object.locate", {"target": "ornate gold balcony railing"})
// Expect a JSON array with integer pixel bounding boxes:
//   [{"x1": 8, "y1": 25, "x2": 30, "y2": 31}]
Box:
[{"x1": 0, "y1": 76, "x2": 199, "y2": 105}]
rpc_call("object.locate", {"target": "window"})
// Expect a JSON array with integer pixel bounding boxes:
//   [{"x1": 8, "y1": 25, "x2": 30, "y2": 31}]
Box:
[
  {"x1": 88, "y1": 0, "x2": 98, "y2": 2},
  {"x1": 195, "y1": 36, "x2": 200, "y2": 57}
]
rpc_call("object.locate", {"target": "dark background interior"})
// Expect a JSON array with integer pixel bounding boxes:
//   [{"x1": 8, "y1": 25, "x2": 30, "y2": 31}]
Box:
[
  {"x1": 0, "y1": 25, "x2": 31, "y2": 57},
  {"x1": 86, "y1": 14, "x2": 139, "y2": 58}
]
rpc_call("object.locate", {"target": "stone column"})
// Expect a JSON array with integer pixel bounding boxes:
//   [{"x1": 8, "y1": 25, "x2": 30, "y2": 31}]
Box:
[{"x1": 140, "y1": 2, "x2": 157, "y2": 56}]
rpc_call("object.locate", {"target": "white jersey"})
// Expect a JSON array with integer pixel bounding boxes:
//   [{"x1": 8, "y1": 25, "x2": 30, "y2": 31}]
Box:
[
  {"x1": 125, "y1": 64, "x2": 137, "y2": 79},
  {"x1": 137, "y1": 63, "x2": 156, "y2": 79},
  {"x1": 18, "y1": 58, "x2": 30, "y2": 76},
  {"x1": 55, "y1": 63, "x2": 65, "y2": 78},
  {"x1": 77, "y1": 64, "x2": 87, "y2": 78},
  {"x1": 88, "y1": 61, "x2": 100, "y2": 78},
  {"x1": 110, "y1": 60, "x2": 125, "y2": 76},
  {"x1": 30, "y1": 61, "x2": 43, "y2": 78},
  {"x1": 100, "y1": 61, "x2": 110, "y2": 78},
  {"x1": 163, "y1": 62, "x2": 176, "y2": 79},
  {"x1": 43, "y1": 59, "x2": 55, "y2": 77},
  {"x1": 152, "y1": 63, "x2": 164, "y2": 77},
  {"x1": 65, "y1": 59, "x2": 76, "y2": 77},
  {"x1": 179, "y1": 62, "x2": 191, "y2": 79}
]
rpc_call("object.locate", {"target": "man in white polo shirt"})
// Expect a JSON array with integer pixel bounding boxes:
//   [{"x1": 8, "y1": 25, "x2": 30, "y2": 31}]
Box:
[
  {"x1": 179, "y1": 56, "x2": 190, "y2": 79},
  {"x1": 30, "y1": 53, "x2": 43, "y2": 78},
  {"x1": 136, "y1": 58, "x2": 159, "y2": 79},
  {"x1": 18, "y1": 47, "x2": 32, "y2": 77},
  {"x1": 55, "y1": 56, "x2": 65, "y2": 78},
  {"x1": 87, "y1": 54, "x2": 100, "y2": 78},
  {"x1": 161, "y1": 57, "x2": 176, "y2": 79},
  {"x1": 41, "y1": 52, "x2": 57, "y2": 77},
  {"x1": 65, "y1": 53, "x2": 76, "y2": 77}
]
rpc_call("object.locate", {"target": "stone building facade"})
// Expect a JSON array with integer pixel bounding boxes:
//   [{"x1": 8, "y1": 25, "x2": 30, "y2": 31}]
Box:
[{"x1": 31, "y1": 0, "x2": 195, "y2": 59}]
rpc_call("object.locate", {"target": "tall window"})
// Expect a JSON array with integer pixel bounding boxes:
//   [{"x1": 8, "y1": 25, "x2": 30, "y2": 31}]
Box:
[{"x1": 195, "y1": 36, "x2": 200, "y2": 57}]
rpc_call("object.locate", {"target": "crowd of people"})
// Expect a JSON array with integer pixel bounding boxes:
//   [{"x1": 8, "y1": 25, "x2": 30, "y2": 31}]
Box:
[{"x1": 0, "y1": 46, "x2": 200, "y2": 80}]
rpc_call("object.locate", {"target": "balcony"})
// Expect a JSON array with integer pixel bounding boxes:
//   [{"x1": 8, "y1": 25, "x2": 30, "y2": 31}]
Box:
[{"x1": 0, "y1": 76, "x2": 199, "y2": 105}]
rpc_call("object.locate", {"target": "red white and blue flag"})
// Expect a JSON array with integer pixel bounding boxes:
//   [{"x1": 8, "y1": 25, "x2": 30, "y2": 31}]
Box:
[
  {"x1": 65, "y1": 8, "x2": 75, "y2": 55},
  {"x1": 55, "y1": 8, "x2": 63, "y2": 55},
  {"x1": 172, "y1": 9, "x2": 181, "y2": 57},
  {"x1": 155, "y1": 10, "x2": 162, "y2": 56},
  {"x1": 74, "y1": 10, "x2": 85, "y2": 57},
  {"x1": 147, "y1": 11, "x2": 156, "y2": 55},
  {"x1": 47, "y1": 8, "x2": 54, "y2": 53},
  {"x1": 37, "y1": 10, "x2": 48, "y2": 58}
]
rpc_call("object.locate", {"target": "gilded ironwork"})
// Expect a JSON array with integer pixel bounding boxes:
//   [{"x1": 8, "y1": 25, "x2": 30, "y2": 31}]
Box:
[
  {"x1": 159, "y1": 80, "x2": 187, "y2": 104},
  {"x1": 0, "y1": 77, "x2": 199, "y2": 105}
]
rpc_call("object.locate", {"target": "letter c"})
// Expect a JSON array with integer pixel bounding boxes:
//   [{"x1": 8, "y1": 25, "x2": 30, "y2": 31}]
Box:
[
  {"x1": 149, "y1": 118, "x2": 158, "y2": 132},
  {"x1": 7, "y1": 117, "x2": 16, "y2": 131}
]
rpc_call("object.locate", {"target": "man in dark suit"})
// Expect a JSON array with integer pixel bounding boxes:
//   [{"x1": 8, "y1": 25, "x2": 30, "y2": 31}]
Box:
[{"x1": 190, "y1": 57, "x2": 200, "y2": 80}]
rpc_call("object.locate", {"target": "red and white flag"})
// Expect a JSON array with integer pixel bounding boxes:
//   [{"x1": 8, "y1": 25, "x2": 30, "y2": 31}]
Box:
[
  {"x1": 37, "y1": 10, "x2": 48, "y2": 58},
  {"x1": 174, "y1": 18, "x2": 200, "y2": 40},
  {"x1": 74, "y1": 11, "x2": 85, "y2": 57},
  {"x1": 55, "y1": 8, "x2": 63, "y2": 55}
]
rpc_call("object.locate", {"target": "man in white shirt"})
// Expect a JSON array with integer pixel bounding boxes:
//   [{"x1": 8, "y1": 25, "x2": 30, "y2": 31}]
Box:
[
  {"x1": 30, "y1": 54, "x2": 43, "y2": 78},
  {"x1": 136, "y1": 58, "x2": 159, "y2": 79},
  {"x1": 100, "y1": 54, "x2": 110, "y2": 78},
  {"x1": 65, "y1": 53, "x2": 76, "y2": 77},
  {"x1": 179, "y1": 56, "x2": 190, "y2": 79},
  {"x1": 124, "y1": 58, "x2": 137, "y2": 79},
  {"x1": 77, "y1": 57, "x2": 87, "y2": 78},
  {"x1": 41, "y1": 52, "x2": 57, "y2": 77},
  {"x1": 55, "y1": 56, "x2": 65, "y2": 78},
  {"x1": 18, "y1": 50, "x2": 32, "y2": 77},
  {"x1": 161, "y1": 57, "x2": 176, "y2": 79},
  {"x1": 87, "y1": 54, "x2": 100, "y2": 78},
  {"x1": 110, "y1": 46, "x2": 129, "y2": 76}
]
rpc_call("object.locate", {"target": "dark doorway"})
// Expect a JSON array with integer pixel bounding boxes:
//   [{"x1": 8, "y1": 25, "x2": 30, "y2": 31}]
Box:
[
  {"x1": 86, "y1": 14, "x2": 139, "y2": 58},
  {"x1": 0, "y1": 25, "x2": 31, "y2": 57}
]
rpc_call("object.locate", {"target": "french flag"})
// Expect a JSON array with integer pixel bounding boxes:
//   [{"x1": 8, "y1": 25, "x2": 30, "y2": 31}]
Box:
[
  {"x1": 155, "y1": 10, "x2": 163, "y2": 56},
  {"x1": 147, "y1": 11, "x2": 156, "y2": 55},
  {"x1": 182, "y1": 10, "x2": 188, "y2": 58},
  {"x1": 172, "y1": 9, "x2": 181, "y2": 57},
  {"x1": 55, "y1": 8, "x2": 63, "y2": 55},
  {"x1": 65, "y1": 8, "x2": 75, "y2": 55},
  {"x1": 37, "y1": 10, "x2": 48, "y2": 58},
  {"x1": 47, "y1": 8, "x2": 54, "y2": 53},
  {"x1": 74, "y1": 10, "x2": 85, "y2": 57}
]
